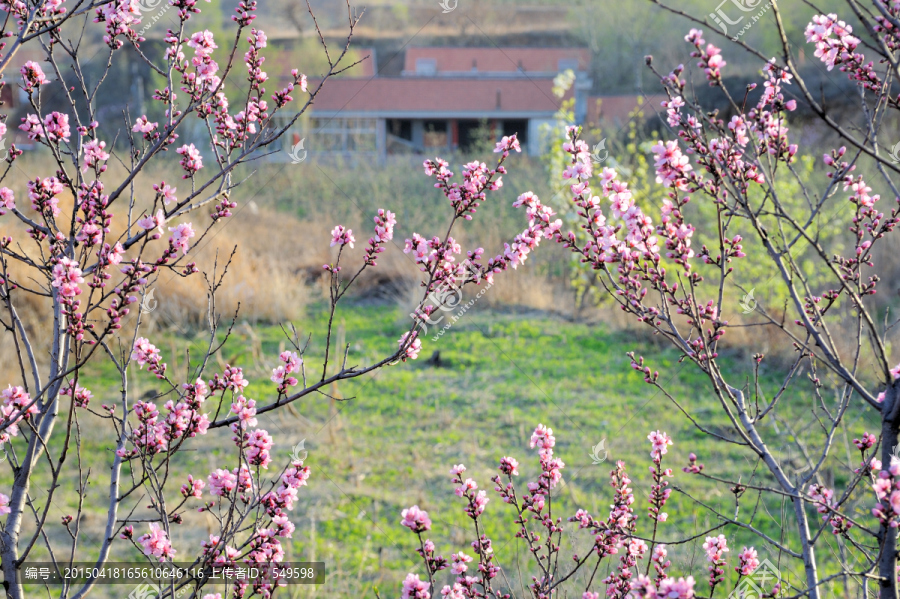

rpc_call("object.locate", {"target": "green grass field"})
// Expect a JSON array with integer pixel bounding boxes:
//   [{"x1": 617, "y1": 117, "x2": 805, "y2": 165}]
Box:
[{"x1": 7, "y1": 296, "x2": 876, "y2": 599}]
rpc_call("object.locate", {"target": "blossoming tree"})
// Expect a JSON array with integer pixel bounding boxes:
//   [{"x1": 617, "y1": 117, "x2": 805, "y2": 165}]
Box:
[
  {"x1": 396, "y1": 2, "x2": 900, "y2": 599},
  {"x1": 0, "y1": 0, "x2": 561, "y2": 597}
]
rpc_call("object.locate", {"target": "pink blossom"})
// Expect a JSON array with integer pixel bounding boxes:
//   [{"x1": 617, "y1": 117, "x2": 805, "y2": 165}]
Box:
[
  {"x1": 187, "y1": 30, "x2": 218, "y2": 55},
  {"x1": 131, "y1": 337, "x2": 166, "y2": 378},
  {"x1": 400, "y1": 505, "x2": 431, "y2": 533},
  {"x1": 27, "y1": 176, "x2": 63, "y2": 217},
  {"x1": 398, "y1": 331, "x2": 422, "y2": 360},
  {"x1": 736, "y1": 546, "x2": 759, "y2": 576},
  {"x1": 701, "y1": 44, "x2": 726, "y2": 80},
  {"x1": 664, "y1": 96, "x2": 685, "y2": 127},
  {"x1": 269, "y1": 515, "x2": 295, "y2": 540},
  {"x1": 42, "y1": 112, "x2": 70, "y2": 142},
  {"x1": 153, "y1": 182, "x2": 177, "y2": 205},
  {"x1": 229, "y1": 395, "x2": 257, "y2": 430},
  {"x1": 499, "y1": 456, "x2": 519, "y2": 476},
  {"x1": 0, "y1": 188, "x2": 14, "y2": 215},
  {"x1": 529, "y1": 424, "x2": 555, "y2": 450},
  {"x1": 363, "y1": 208, "x2": 397, "y2": 265},
  {"x1": 805, "y1": 14, "x2": 861, "y2": 71},
  {"x1": 19, "y1": 114, "x2": 44, "y2": 141},
  {"x1": 889, "y1": 490, "x2": 900, "y2": 516},
  {"x1": 402, "y1": 573, "x2": 431, "y2": 599},
  {"x1": 132, "y1": 115, "x2": 158, "y2": 134},
  {"x1": 854, "y1": 432, "x2": 877, "y2": 451},
  {"x1": 874, "y1": 477, "x2": 892, "y2": 501},
  {"x1": 246, "y1": 428, "x2": 273, "y2": 468},
  {"x1": 51, "y1": 257, "x2": 84, "y2": 298},
  {"x1": 260, "y1": 460, "x2": 310, "y2": 518},
  {"x1": 657, "y1": 576, "x2": 696, "y2": 599},
  {"x1": 168, "y1": 222, "x2": 195, "y2": 254},
  {"x1": 75, "y1": 223, "x2": 102, "y2": 246},
  {"x1": 684, "y1": 29, "x2": 704, "y2": 45},
  {"x1": 648, "y1": 430, "x2": 673, "y2": 461},
  {"x1": 137, "y1": 209, "x2": 167, "y2": 234},
  {"x1": 61, "y1": 383, "x2": 92, "y2": 408},
  {"x1": 176, "y1": 144, "x2": 203, "y2": 176},
  {"x1": 209, "y1": 364, "x2": 255, "y2": 394},
  {"x1": 82, "y1": 138, "x2": 109, "y2": 172},
  {"x1": 208, "y1": 469, "x2": 238, "y2": 497},
  {"x1": 330, "y1": 224, "x2": 355, "y2": 248},
  {"x1": 702, "y1": 535, "x2": 728, "y2": 587},
  {"x1": 494, "y1": 134, "x2": 521, "y2": 156},
  {"x1": 651, "y1": 140, "x2": 692, "y2": 190},
  {"x1": 271, "y1": 350, "x2": 301, "y2": 392},
  {"x1": 181, "y1": 475, "x2": 205, "y2": 498},
  {"x1": 683, "y1": 452, "x2": 703, "y2": 474},
  {"x1": 21, "y1": 61, "x2": 49, "y2": 91},
  {"x1": 450, "y1": 551, "x2": 472, "y2": 575},
  {"x1": 105, "y1": 242, "x2": 125, "y2": 266},
  {"x1": 455, "y1": 475, "x2": 476, "y2": 495},
  {"x1": 137, "y1": 522, "x2": 175, "y2": 561},
  {"x1": 440, "y1": 584, "x2": 465, "y2": 599}
]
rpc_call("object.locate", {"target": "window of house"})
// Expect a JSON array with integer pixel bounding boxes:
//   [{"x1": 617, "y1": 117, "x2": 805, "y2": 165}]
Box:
[
  {"x1": 423, "y1": 120, "x2": 447, "y2": 149},
  {"x1": 307, "y1": 117, "x2": 377, "y2": 153},
  {"x1": 387, "y1": 119, "x2": 413, "y2": 141},
  {"x1": 501, "y1": 120, "x2": 528, "y2": 146}
]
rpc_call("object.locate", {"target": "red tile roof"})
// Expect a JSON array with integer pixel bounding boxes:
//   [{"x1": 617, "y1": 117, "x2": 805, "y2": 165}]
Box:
[
  {"x1": 308, "y1": 77, "x2": 566, "y2": 117},
  {"x1": 403, "y1": 47, "x2": 590, "y2": 75}
]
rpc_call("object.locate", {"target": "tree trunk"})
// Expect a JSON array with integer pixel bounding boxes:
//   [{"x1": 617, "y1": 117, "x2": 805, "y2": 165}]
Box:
[
  {"x1": 793, "y1": 495, "x2": 820, "y2": 599},
  {"x1": 881, "y1": 384, "x2": 900, "y2": 599},
  {"x1": 2, "y1": 300, "x2": 65, "y2": 598}
]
